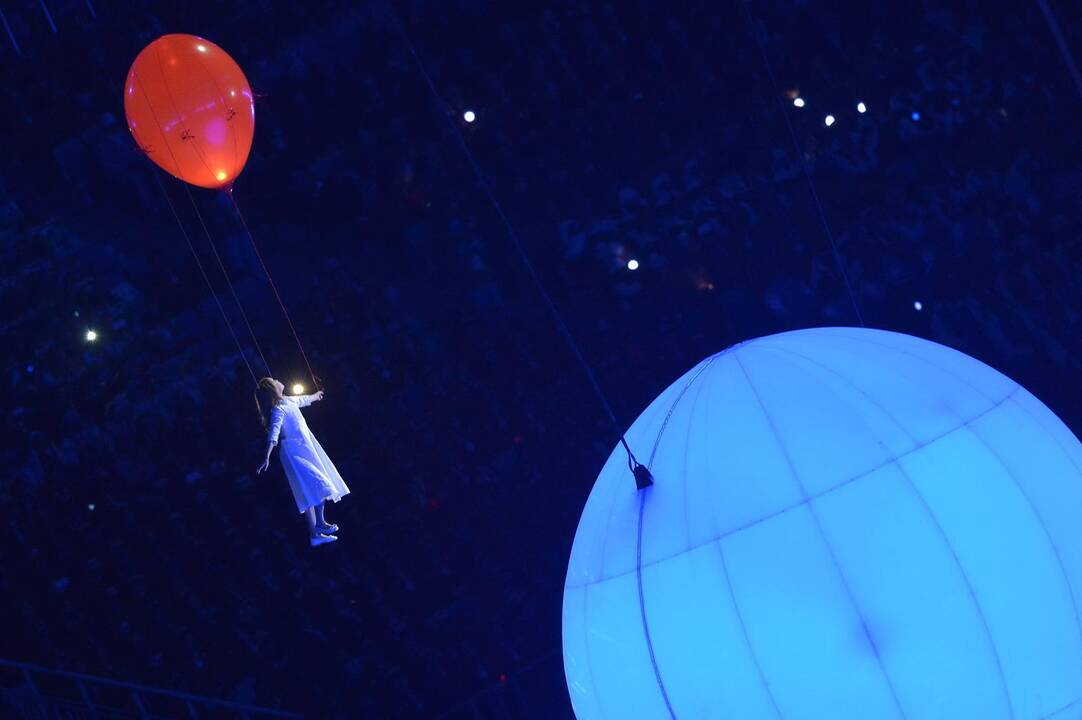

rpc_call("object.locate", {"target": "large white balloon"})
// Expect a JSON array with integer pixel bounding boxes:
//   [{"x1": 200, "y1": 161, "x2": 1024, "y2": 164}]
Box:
[{"x1": 563, "y1": 327, "x2": 1082, "y2": 719}]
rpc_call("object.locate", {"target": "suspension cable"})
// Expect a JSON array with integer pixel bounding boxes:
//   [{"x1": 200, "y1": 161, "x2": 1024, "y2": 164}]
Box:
[
  {"x1": 133, "y1": 66, "x2": 267, "y2": 384},
  {"x1": 388, "y1": 7, "x2": 652, "y2": 488},
  {"x1": 740, "y1": 0, "x2": 866, "y2": 328},
  {"x1": 182, "y1": 183, "x2": 273, "y2": 378},
  {"x1": 226, "y1": 186, "x2": 321, "y2": 390},
  {"x1": 151, "y1": 169, "x2": 258, "y2": 385},
  {"x1": 1037, "y1": 0, "x2": 1082, "y2": 101}
]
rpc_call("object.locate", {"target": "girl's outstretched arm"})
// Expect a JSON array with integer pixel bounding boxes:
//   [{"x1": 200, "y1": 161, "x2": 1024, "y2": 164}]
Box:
[{"x1": 293, "y1": 390, "x2": 325, "y2": 408}]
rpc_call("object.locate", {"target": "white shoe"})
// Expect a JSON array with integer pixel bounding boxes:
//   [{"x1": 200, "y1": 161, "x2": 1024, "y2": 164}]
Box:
[{"x1": 310, "y1": 533, "x2": 338, "y2": 547}]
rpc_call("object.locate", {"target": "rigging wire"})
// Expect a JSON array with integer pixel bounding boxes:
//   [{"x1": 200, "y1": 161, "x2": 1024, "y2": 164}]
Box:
[
  {"x1": 151, "y1": 168, "x2": 259, "y2": 385},
  {"x1": 183, "y1": 183, "x2": 273, "y2": 378},
  {"x1": 226, "y1": 186, "x2": 321, "y2": 391},
  {"x1": 391, "y1": 7, "x2": 649, "y2": 489},
  {"x1": 1037, "y1": 0, "x2": 1082, "y2": 101},
  {"x1": 133, "y1": 67, "x2": 271, "y2": 384},
  {"x1": 387, "y1": 7, "x2": 652, "y2": 488},
  {"x1": 739, "y1": 0, "x2": 866, "y2": 328}
]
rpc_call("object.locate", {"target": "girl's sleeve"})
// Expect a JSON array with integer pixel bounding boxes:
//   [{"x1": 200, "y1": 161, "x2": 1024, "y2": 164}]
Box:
[
  {"x1": 292, "y1": 394, "x2": 315, "y2": 408},
  {"x1": 267, "y1": 406, "x2": 285, "y2": 444}
]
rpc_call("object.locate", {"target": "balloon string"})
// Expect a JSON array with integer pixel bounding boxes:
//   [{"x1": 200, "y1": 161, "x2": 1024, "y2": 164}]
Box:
[
  {"x1": 182, "y1": 182, "x2": 274, "y2": 378},
  {"x1": 388, "y1": 6, "x2": 652, "y2": 488},
  {"x1": 152, "y1": 168, "x2": 259, "y2": 385},
  {"x1": 132, "y1": 68, "x2": 265, "y2": 385},
  {"x1": 739, "y1": 0, "x2": 866, "y2": 328},
  {"x1": 227, "y1": 187, "x2": 320, "y2": 391},
  {"x1": 131, "y1": 65, "x2": 273, "y2": 384}
]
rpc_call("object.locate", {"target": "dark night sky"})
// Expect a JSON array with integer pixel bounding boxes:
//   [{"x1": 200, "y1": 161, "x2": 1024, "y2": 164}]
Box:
[{"x1": 3, "y1": 0, "x2": 1082, "y2": 717}]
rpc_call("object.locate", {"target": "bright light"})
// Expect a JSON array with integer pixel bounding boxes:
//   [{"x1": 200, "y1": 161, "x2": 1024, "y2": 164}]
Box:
[
  {"x1": 215, "y1": 170, "x2": 227, "y2": 182},
  {"x1": 85, "y1": 330, "x2": 98, "y2": 342},
  {"x1": 463, "y1": 110, "x2": 476, "y2": 123},
  {"x1": 87, "y1": 504, "x2": 95, "y2": 511},
  {"x1": 857, "y1": 101, "x2": 867, "y2": 113},
  {"x1": 911, "y1": 111, "x2": 921, "y2": 121},
  {"x1": 824, "y1": 114, "x2": 836, "y2": 127},
  {"x1": 196, "y1": 44, "x2": 207, "y2": 53},
  {"x1": 793, "y1": 97, "x2": 805, "y2": 108},
  {"x1": 914, "y1": 300, "x2": 923, "y2": 311},
  {"x1": 627, "y1": 259, "x2": 640, "y2": 271},
  {"x1": 292, "y1": 383, "x2": 305, "y2": 394}
]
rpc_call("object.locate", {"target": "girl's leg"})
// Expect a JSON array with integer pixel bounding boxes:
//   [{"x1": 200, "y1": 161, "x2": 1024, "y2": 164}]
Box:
[
  {"x1": 305, "y1": 505, "x2": 338, "y2": 546},
  {"x1": 315, "y1": 502, "x2": 328, "y2": 526},
  {"x1": 304, "y1": 506, "x2": 319, "y2": 536}
]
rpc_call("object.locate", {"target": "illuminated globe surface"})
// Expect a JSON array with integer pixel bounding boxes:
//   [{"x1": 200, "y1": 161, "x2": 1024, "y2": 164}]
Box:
[{"x1": 563, "y1": 327, "x2": 1082, "y2": 719}]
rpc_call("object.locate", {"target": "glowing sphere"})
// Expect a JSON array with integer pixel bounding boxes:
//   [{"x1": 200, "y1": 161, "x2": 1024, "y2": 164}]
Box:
[
  {"x1": 627, "y1": 259, "x2": 640, "y2": 271},
  {"x1": 291, "y1": 383, "x2": 305, "y2": 395},
  {"x1": 463, "y1": 110, "x2": 476, "y2": 123},
  {"x1": 563, "y1": 327, "x2": 1082, "y2": 719},
  {"x1": 85, "y1": 329, "x2": 98, "y2": 342},
  {"x1": 793, "y1": 97, "x2": 805, "y2": 108}
]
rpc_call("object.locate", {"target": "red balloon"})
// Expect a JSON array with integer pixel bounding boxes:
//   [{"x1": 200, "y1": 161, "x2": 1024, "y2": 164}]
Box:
[{"x1": 124, "y1": 34, "x2": 255, "y2": 190}]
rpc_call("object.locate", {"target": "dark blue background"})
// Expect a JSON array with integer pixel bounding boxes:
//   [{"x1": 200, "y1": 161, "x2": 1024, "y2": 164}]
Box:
[{"x1": 2, "y1": 0, "x2": 1081, "y2": 716}]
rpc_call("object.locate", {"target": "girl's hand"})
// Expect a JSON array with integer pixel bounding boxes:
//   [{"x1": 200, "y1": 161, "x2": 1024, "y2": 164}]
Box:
[
  {"x1": 313, "y1": 390, "x2": 325, "y2": 402},
  {"x1": 256, "y1": 458, "x2": 270, "y2": 474}
]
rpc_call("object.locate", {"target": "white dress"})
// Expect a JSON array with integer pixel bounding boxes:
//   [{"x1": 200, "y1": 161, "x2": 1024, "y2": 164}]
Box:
[{"x1": 267, "y1": 395, "x2": 350, "y2": 513}]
